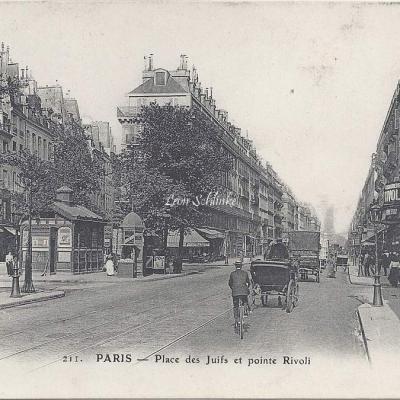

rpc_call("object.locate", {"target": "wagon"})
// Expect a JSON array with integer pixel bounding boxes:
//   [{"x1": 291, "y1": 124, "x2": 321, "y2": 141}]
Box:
[{"x1": 250, "y1": 259, "x2": 299, "y2": 313}]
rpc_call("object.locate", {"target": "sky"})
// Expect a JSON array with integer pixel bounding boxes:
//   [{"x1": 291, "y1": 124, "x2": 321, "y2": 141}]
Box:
[{"x1": 1, "y1": 1, "x2": 400, "y2": 233}]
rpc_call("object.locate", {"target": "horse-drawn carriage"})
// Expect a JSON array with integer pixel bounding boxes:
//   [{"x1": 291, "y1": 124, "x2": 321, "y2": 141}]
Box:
[{"x1": 250, "y1": 259, "x2": 299, "y2": 313}]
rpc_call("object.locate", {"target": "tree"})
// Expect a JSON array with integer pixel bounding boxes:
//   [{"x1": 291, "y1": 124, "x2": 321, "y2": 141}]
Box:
[
  {"x1": 52, "y1": 120, "x2": 101, "y2": 209},
  {"x1": 122, "y1": 103, "x2": 233, "y2": 258},
  {"x1": 0, "y1": 150, "x2": 55, "y2": 292}
]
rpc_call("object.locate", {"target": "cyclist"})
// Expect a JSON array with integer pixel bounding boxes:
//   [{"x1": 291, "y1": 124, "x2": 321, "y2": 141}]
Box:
[{"x1": 228, "y1": 260, "x2": 251, "y2": 326}]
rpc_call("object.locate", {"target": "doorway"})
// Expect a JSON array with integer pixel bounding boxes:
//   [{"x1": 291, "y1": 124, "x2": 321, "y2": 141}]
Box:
[{"x1": 49, "y1": 228, "x2": 57, "y2": 274}]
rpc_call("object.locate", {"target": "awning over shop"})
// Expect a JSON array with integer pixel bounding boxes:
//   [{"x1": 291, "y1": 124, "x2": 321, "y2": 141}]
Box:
[
  {"x1": 167, "y1": 229, "x2": 210, "y2": 248},
  {"x1": 0, "y1": 227, "x2": 16, "y2": 235},
  {"x1": 362, "y1": 227, "x2": 385, "y2": 244},
  {"x1": 195, "y1": 227, "x2": 225, "y2": 240},
  {"x1": 4, "y1": 227, "x2": 16, "y2": 235}
]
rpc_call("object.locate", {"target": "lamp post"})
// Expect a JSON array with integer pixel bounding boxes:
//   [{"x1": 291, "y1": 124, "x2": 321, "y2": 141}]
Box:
[
  {"x1": 368, "y1": 202, "x2": 383, "y2": 307},
  {"x1": 10, "y1": 210, "x2": 23, "y2": 298},
  {"x1": 357, "y1": 225, "x2": 364, "y2": 277}
]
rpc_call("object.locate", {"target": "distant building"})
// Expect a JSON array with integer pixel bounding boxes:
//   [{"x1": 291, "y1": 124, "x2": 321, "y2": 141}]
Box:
[{"x1": 89, "y1": 121, "x2": 115, "y2": 155}]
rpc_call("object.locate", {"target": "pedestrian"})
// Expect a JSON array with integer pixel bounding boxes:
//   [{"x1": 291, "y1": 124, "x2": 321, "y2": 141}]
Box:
[
  {"x1": 363, "y1": 252, "x2": 371, "y2": 277},
  {"x1": 105, "y1": 254, "x2": 115, "y2": 276},
  {"x1": 388, "y1": 253, "x2": 400, "y2": 287},
  {"x1": 381, "y1": 252, "x2": 391, "y2": 276},
  {"x1": 5, "y1": 251, "x2": 13, "y2": 276},
  {"x1": 112, "y1": 253, "x2": 118, "y2": 273}
]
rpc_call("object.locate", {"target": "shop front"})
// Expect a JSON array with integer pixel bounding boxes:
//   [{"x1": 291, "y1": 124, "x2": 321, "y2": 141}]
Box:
[
  {"x1": 167, "y1": 229, "x2": 210, "y2": 261},
  {"x1": 21, "y1": 187, "x2": 105, "y2": 274},
  {"x1": 195, "y1": 227, "x2": 225, "y2": 261}
]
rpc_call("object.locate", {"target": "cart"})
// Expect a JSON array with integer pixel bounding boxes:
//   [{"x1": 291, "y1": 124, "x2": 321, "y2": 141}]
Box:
[
  {"x1": 293, "y1": 252, "x2": 320, "y2": 282},
  {"x1": 250, "y1": 259, "x2": 299, "y2": 313}
]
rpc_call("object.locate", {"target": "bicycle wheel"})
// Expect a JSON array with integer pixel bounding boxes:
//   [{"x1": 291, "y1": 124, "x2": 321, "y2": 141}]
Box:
[{"x1": 239, "y1": 302, "x2": 244, "y2": 339}]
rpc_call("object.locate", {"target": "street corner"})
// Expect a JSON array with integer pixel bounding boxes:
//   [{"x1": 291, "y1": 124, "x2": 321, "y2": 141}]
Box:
[
  {"x1": 357, "y1": 301, "x2": 400, "y2": 364},
  {"x1": 0, "y1": 288, "x2": 65, "y2": 310}
]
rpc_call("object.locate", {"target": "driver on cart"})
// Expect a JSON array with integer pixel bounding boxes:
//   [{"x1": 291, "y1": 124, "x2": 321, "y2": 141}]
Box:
[
  {"x1": 268, "y1": 239, "x2": 289, "y2": 260},
  {"x1": 228, "y1": 261, "x2": 251, "y2": 325}
]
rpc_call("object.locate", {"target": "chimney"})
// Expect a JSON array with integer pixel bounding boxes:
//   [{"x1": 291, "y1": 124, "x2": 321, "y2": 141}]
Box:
[
  {"x1": 148, "y1": 54, "x2": 154, "y2": 71},
  {"x1": 179, "y1": 54, "x2": 187, "y2": 70},
  {"x1": 56, "y1": 186, "x2": 74, "y2": 205}
]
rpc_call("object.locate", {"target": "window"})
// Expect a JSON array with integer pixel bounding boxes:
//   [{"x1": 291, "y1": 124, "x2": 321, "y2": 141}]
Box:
[
  {"x1": 32, "y1": 133, "x2": 36, "y2": 153},
  {"x1": 19, "y1": 144, "x2": 23, "y2": 153},
  {"x1": 2, "y1": 170, "x2": 8, "y2": 188},
  {"x1": 12, "y1": 141, "x2": 16, "y2": 152},
  {"x1": 155, "y1": 71, "x2": 166, "y2": 86},
  {"x1": 2, "y1": 141, "x2": 8, "y2": 153},
  {"x1": 38, "y1": 137, "x2": 42, "y2": 158}
]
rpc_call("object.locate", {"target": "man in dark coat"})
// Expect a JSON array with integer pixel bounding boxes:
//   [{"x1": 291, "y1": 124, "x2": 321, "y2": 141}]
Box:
[
  {"x1": 228, "y1": 261, "x2": 251, "y2": 323},
  {"x1": 268, "y1": 239, "x2": 289, "y2": 260}
]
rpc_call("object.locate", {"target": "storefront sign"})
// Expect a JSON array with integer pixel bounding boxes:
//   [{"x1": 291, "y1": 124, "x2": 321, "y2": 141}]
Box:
[
  {"x1": 58, "y1": 227, "x2": 72, "y2": 247},
  {"x1": 153, "y1": 255, "x2": 165, "y2": 271},
  {"x1": 384, "y1": 182, "x2": 400, "y2": 206}
]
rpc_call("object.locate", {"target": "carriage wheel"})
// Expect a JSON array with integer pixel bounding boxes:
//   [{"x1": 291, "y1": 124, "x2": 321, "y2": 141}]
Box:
[
  {"x1": 261, "y1": 293, "x2": 268, "y2": 307},
  {"x1": 293, "y1": 283, "x2": 299, "y2": 307},
  {"x1": 286, "y1": 280, "x2": 295, "y2": 313}
]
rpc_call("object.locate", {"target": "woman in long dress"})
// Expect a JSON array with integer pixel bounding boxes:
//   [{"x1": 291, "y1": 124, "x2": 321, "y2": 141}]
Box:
[{"x1": 105, "y1": 255, "x2": 115, "y2": 276}]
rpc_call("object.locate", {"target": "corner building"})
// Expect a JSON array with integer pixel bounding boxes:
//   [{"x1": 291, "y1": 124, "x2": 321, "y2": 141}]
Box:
[{"x1": 117, "y1": 55, "x2": 318, "y2": 257}]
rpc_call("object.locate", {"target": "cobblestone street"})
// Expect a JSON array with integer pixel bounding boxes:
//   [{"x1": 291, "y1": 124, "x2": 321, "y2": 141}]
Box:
[{"x1": 0, "y1": 264, "x2": 367, "y2": 374}]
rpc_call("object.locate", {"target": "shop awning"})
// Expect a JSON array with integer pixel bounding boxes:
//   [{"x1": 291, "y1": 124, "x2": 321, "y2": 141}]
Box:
[
  {"x1": 4, "y1": 227, "x2": 16, "y2": 235},
  {"x1": 195, "y1": 227, "x2": 225, "y2": 240},
  {"x1": 167, "y1": 229, "x2": 210, "y2": 248},
  {"x1": 0, "y1": 227, "x2": 16, "y2": 235},
  {"x1": 362, "y1": 227, "x2": 385, "y2": 244}
]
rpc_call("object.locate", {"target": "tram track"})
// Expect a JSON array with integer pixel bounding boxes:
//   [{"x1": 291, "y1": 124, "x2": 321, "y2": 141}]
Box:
[
  {"x1": 32, "y1": 303, "x2": 233, "y2": 372},
  {"x1": 2, "y1": 290, "x2": 230, "y2": 365},
  {"x1": 0, "y1": 277, "x2": 223, "y2": 339}
]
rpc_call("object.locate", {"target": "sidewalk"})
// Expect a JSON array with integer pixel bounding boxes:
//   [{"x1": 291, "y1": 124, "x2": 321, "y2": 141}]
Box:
[
  {"x1": 0, "y1": 269, "x2": 200, "y2": 286},
  {"x1": 0, "y1": 255, "x2": 250, "y2": 287},
  {"x1": 347, "y1": 263, "x2": 400, "y2": 364},
  {"x1": 0, "y1": 288, "x2": 65, "y2": 309},
  {"x1": 347, "y1": 263, "x2": 391, "y2": 287}
]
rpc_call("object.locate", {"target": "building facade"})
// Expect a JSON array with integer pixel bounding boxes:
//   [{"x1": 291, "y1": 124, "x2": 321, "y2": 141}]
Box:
[
  {"x1": 0, "y1": 43, "x2": 58, "y2": 261},
  {"x1": 349, "y1": 81, "x2": 400, "y2": 261},
  {"x1": 117, "y1": 55, "x2": 320, "y2": 257},
  {"x1": 0, "y1": 43, "x2": 115, "y2": 267}
]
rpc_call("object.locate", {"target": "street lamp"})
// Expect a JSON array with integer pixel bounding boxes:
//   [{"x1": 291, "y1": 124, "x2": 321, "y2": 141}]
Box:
[
  {"x1": 367, "y1": 202, "x2": 384, "y2": 307},
  {"x1": 10, "y1": 210, "x2": 24, "y2": 298},
  {"x1": 357, "y1": 225, "x2": 364, "y2": 277}
]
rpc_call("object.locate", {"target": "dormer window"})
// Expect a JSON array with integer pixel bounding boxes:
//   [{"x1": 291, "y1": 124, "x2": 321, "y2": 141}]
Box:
[{"x1": 155, "y1": 71, "x2": 166, "y2": 86}]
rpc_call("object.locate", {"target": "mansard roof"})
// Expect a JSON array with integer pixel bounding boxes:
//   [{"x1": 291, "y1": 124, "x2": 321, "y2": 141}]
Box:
[{"x1": 128, "y1": 71, "x2": 188, "y2": 95}]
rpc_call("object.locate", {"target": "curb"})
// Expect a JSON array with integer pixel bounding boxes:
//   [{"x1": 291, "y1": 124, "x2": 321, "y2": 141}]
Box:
[
  {"x1": 357, "y1": 302, "x2": 400, "y2": 364},
  {"x1": 139, "y1": 271, "x2": 199, "y2": 283},
  {"x1": 0, "y1": 271, "x2": 200, "y2": 285},
  {"x1": 0, "y1": 290, "x2": 65, "y2": 310}
]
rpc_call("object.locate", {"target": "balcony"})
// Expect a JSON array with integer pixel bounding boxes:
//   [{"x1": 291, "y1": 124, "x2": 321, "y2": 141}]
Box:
[
  {"x1": 383, "y1": 150, "x2": 397, "y2": 178},
  {"x1": 0, "y1": 122, "x2": 12, "y2": 138}
]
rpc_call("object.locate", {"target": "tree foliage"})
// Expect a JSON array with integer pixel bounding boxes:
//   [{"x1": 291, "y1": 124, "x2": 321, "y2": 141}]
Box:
[
  {"x1": 53, "y1": 121, "x2": 102, "y2": 209},
  {"x1": 121, "y1": 103, "x2": 233, "y2": 236}
]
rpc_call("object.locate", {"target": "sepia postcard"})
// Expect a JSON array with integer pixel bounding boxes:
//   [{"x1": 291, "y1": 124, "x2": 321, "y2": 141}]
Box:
[{"x1": 1, "y1": 0, "x2": 400, "y2": 398}]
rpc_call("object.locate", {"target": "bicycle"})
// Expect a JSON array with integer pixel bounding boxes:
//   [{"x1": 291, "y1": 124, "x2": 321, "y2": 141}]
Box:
[{"x1": 234, "y1": 297, "x2": 248, "y2": 339}]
